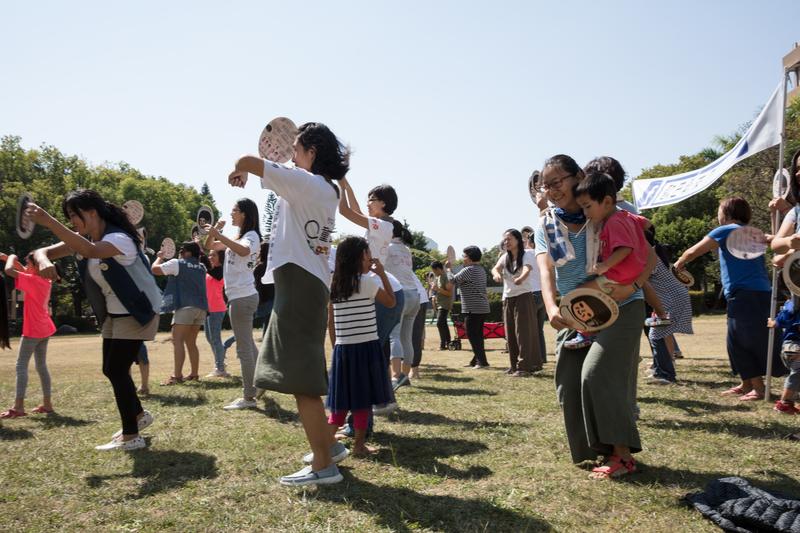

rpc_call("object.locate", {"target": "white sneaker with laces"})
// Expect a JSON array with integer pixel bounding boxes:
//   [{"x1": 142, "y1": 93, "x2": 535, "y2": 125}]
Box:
[
  {"x1": 95, "y1": 435, "x2": 146, "y2": 451},
  {"x1": 112, "y1": 410, "x2": 154, "y2": 439},
  {"x1": 223, "y1": 398, "x2": 257, "y2": 410}
]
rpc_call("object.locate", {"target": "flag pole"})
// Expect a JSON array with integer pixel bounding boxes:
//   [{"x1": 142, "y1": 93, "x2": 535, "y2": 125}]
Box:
[{"x1": 765, "y1": 68, "x2": 791, "y2": 403}]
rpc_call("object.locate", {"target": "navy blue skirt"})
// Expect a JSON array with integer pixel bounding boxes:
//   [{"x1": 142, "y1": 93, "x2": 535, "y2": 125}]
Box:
[{"x1": 326, "y1": 339, "x2": 395, "y2": 412}]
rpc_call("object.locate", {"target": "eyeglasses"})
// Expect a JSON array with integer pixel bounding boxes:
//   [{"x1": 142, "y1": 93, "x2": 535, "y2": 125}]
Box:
[{"x1": 537, "y1": 174, "x2": 573, "y2": 192}]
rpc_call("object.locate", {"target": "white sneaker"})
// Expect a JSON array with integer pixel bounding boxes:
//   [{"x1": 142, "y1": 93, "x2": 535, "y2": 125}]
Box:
[
  {"x1": 302, "y1": 442, "x2": 350, "y2": 465},
  {"x1": 279, "y1": 464, "x2": 343, "y2": 486},
  {"x1": 373, "y1": 402, "x2": 399, "y2": 416},
  {"x1": 95, "y1": 435, "x2": 146, "y2": 451},
  {"x1": 112, "y1": 410, "x2": 154, "y2": 439},
  {"x1": 223, "y1": 398, "x2": 257, "y2": 410},
  {"x1": 206, "y1": 369, "x2": 231, "y2": 378}
]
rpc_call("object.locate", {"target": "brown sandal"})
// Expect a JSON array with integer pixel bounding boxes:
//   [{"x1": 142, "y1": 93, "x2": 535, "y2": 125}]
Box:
[{"x1": 160, "y1": 375, "x2": 183, "y2": 386}]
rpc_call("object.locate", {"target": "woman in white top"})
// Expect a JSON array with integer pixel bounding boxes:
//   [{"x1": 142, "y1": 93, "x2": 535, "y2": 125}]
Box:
[
  {"x1": 228, "y1": 122, "x2": 349, "y2": 487},
  {"x1": 28, "y1": 189, "x2": 160, "y2": 451},
  {"x1": 385, "y1": 221, "x2": 421, "y2": 389},
  {"x1": 204, "y1": 199, "x2": 261, "y2": 410},
  {"x1": 491, "y1": 229, "x2": 543, "y2": 375}
]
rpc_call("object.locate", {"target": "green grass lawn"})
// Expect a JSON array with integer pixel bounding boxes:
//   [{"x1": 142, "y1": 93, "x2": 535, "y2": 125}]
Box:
[{"x1": 1, "y1": 315, "x2": 799, "y2": 532}]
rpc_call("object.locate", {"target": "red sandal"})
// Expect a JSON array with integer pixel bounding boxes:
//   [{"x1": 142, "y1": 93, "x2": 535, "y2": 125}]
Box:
[
  {"x1": 0, "y1": 408, "x2": 27, "y2": 419},
  {"x1": 589, "y1": 455, "x2": 636, "y2": 480},
  {"x1": 31, "y1": 406, "x2": 54, "y2": 414}
]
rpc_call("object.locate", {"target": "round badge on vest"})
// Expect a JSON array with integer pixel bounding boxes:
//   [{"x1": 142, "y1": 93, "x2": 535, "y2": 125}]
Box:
[
  {"x1": 258, "y1": 117, "x2": 298, "y2": 164},
  {"x1": 559, "y1": 288, "x2": 619, "y2": 332}
]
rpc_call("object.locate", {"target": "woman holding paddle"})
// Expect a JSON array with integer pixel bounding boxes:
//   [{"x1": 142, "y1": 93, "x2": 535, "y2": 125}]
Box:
[
  {"x1": 534, "y1": 154, "x2": 655, "y2": 479},
  {"x1": 677, "y1": 197, "x2": 783, "y2": 401}
]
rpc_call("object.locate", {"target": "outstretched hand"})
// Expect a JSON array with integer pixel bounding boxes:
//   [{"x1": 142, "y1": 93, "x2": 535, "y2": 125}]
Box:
[{"x1": 229, "y1": 170, "x2": 248, "y2": 188}]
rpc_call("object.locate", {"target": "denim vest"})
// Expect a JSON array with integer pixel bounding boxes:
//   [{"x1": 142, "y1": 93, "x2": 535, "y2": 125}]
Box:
[
  {"x1": 77, "y1": 225, "x2": 162, "y2": 326},
  {"x1": 160, "y1": 258, "x2": 208, "y2": 313}
]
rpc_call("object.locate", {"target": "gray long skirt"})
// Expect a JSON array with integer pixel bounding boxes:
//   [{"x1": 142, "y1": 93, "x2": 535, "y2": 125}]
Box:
[
  {"x1": 254, "y1": 263, "x2": 329, "y2": 396},
  {"x1": 555, "y1": 299, "x2": 644, "y2": 463}
]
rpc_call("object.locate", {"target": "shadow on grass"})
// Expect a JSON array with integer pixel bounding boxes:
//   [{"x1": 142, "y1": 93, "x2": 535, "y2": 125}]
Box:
[
  {"x1": 427, "y1": 374, "x2": 474, "y2": 383},
  {"x1": 145, "y1": 392, "x2": 208, "y2": 407},
  {"x1": 419, "y1": 364, "x2": 462, "y2": 374},
  {"x1": 392, "y1": 409, "x2": 521, "y2": 430},
  {"x1": 85, "y1": 447, "x2": 218, "y2": 499},
  {"x1": 639, "y1": 417, "x2": 797, "y2": 440},
  {"x1": 31, "y1": 412, "x2": 94, "y2": 429},
  {"x1": 676, "y1": 378, "x2": 728, "y2": 389},
  {"x1": 371, "y1": 433, "x2": 492, "y2": 480},
  {"x1": 622, "y1": 463, "x2": 800, "y2": 496},
  {"x1": 259, "y1": 398, "x2": 300, "y2": 423},
  {"x1": 637, "y1": 396, "x2": 750, "y2": 415},
  {"x1": 0, "y1": 425, "x2": 34, "y2": 440},
  {"x1": 195, "y1": 378, "x2": 242, "y2": 390},
  {"x1": 316, "y1": 476, "x2": 551, "y2": 532},
  {"x1": 413, "y1": 385, "x2": 498, "y2": 397}
]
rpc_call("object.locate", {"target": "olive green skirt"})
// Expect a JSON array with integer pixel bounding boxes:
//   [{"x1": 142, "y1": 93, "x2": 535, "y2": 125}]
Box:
[{"x1": 254, "y1": 263, "x2": 329, "y2": 396}]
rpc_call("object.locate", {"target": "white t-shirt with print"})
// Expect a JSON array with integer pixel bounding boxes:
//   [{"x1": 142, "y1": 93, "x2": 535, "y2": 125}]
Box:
[
  {"x1": 87, "y1": 232, "x2": 139, "y2": 314},
  {"x1": 386, "y1": 240, "x2": 418, "y2": 291},
  {"x1": 223, "y1": 230, "x2": 260, "y2": 301},
  {"x1": 494, "y1": 249, "x2": 539, "y2": 299},
  {"x1": 366, "y1": 216, "x2": 402, "y2": 291},
  {"x1": 260, "y1": 160, "x2": 338, "y2": 287}
]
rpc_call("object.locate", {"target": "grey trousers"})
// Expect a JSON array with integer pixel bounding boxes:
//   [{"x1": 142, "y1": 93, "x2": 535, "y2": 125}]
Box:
[
  {"x1": 16, "y1": 337, "x2": 51, "y2": 399},
  {"x1": 229, "y1": 293, "x2": 258, "y2": 398},
  {"x1": 555, "y1": 299, "x2": 644, "y2": 463}
]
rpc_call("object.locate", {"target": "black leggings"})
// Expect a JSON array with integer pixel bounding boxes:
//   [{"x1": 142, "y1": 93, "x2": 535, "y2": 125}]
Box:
[
  {"x1": 102, "y1": 338, "x2": 144, "y2": 436},
  {"x1": 436, "y1": 308, "x2": 451, "y2": 348},
  {"x1": 465, "y1": 313, "x2": 488, "y2": 366}
]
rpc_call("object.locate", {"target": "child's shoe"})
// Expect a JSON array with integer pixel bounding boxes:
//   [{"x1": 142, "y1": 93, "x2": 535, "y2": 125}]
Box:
[
  {"x1": 774, "y1": 400, "x2": 799, "y2": 415},
  {"x1": 563, "y1": 332, "x2": 594, "y2": 350},
  {"x1": 644, "y1": 312, "x2": 672, "y2": 328}
]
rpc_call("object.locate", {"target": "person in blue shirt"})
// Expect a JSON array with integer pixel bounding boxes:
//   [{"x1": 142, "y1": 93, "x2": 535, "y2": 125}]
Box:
[
  {"x1": 675, "y1": 197, "x2": 783, "y2": 401},
  {"x1": 767, "y1": 294, "x2": 800, "y2": 414}
]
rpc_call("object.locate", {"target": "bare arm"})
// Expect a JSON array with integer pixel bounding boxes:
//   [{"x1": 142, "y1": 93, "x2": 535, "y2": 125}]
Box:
[
  {"x1": 206, "y1": 221, "x2": 250, "y2": 257},
  {"x1": 372, "y1": 260, "x2": 396, "y2": 308},
  {"x1": 25, "y1": 203, "x2": 122, "y2": 261},
  {"x1": 674, "y1": 236, "x2": 718, "y2": 270},
  {"x1": 491, "y1": 257, "x2": 503, "y2": 283},
  {"x1": 327, "y1": 301, "x2": 336, "y2": 348},
  {"x1": 337, "y1": 178, "x2": 369, "y2": 228},
  {"x1": 512, "y1": 264, "x2": 532, "y2": 285},
  {"x1": 3, "y1": 254, "x2": 25, "y2": 278},
  {"x1": 536, "y1": 252, "x2": 571, "y2": 330},
  {"x1": 770, "y1": 215, "x2": 800, "y2": 253},
  {"x1": 593, "y1": 246, "x2": 632, "y2": 275},
  {"x1": 151, "y1": 253, "x2": 166, "y2": 276}
]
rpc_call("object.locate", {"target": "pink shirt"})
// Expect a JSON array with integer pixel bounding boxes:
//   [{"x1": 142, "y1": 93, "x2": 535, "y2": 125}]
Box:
[
  {"x1": 206, "y1": 274, "x2": 227, "y2": 313},
  {"x1": 16, "y1": 271, "x2": 56, "y2": 338},
  {"x1": 598, "y1": 210, "x2": 649, "y2": 286}
]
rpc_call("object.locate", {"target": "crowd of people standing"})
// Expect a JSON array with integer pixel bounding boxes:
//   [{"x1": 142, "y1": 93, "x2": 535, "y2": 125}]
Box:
[{"x1": 3, "y1": 124, "x2": 799, "y2": 486}]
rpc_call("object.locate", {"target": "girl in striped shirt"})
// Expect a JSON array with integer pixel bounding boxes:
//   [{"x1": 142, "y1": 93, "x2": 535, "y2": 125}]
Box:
[{"x1": 327, "y1": 236, "x2": 396, "y2": 456}]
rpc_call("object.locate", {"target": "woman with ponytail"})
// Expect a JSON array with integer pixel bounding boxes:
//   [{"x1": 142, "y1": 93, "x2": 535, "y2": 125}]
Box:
[
  {"x1": 228, "y1": 122, "x2": 351, "y2": 486},
  {"x1": 28, "y1": 189, "x2": 160, "y2": 451}
]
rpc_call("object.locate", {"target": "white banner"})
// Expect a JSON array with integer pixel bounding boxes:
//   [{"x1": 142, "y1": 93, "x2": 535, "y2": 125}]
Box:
[{"x1": 632, "y1": 83, "x2": 784, "y2": 210}]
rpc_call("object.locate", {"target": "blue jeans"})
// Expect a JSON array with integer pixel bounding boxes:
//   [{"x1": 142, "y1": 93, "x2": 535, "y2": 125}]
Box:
[
  {"x1": 204, "y1": 311, "x2": 226, "y2": 371},
  {"x1": 649, "y1": 336, "x2": 676, "y2": 382}
]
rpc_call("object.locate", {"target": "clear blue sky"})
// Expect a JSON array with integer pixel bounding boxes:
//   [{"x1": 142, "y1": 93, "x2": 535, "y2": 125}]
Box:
[{"x1": 2, "y1": 1, "x2": 798, "y2": 253}]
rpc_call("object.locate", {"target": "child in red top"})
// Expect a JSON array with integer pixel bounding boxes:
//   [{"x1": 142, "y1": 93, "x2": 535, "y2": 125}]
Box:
[
  {"x1": 562, "y1": 173, "x2": 653, "y2": 349},
  {"x1": 1, "y1": 253, "x2": 57, "y2": 418}
]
